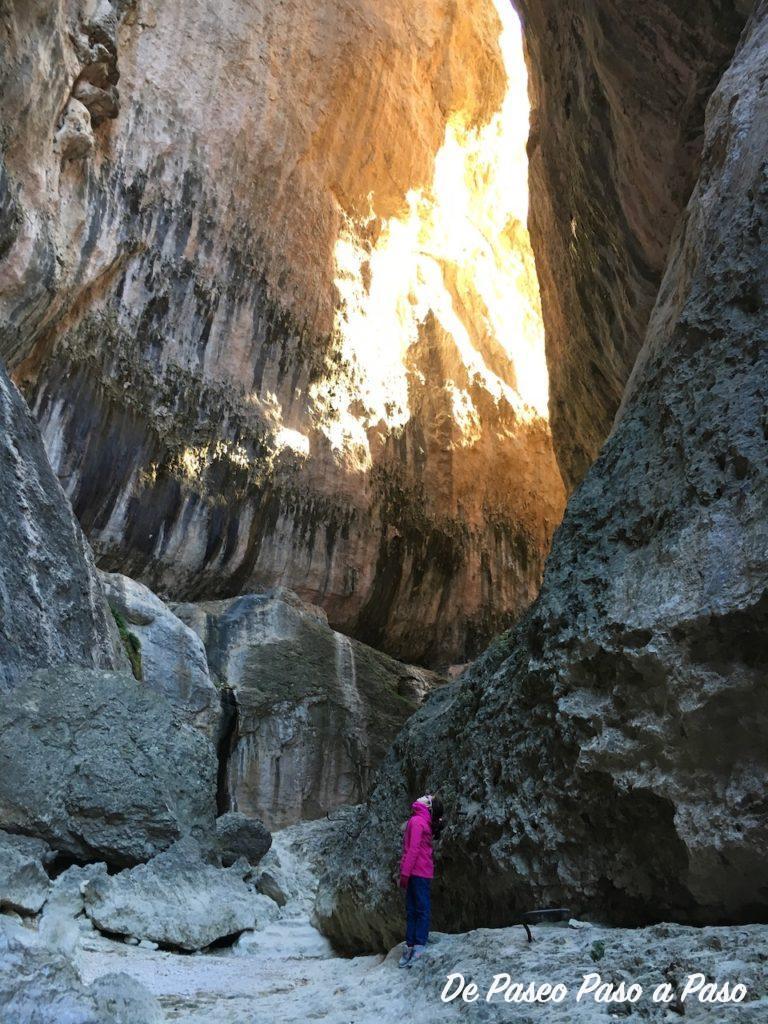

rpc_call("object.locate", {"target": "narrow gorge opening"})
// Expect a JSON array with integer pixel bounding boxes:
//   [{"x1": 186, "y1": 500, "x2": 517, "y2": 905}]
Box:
[{"x1": 317, "y1": 0, "x2": 551, "y2": 467}]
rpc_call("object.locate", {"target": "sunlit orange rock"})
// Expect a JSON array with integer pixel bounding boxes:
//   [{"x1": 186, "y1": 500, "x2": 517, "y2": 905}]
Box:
[{"x1": 1, "y1": 0, "x2": 564, "y2": 665}]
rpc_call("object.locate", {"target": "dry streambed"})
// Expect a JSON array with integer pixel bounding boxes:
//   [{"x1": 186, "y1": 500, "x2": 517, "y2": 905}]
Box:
[{"x1": 2, "y1": 818, "x2": 766, "y2": 1023}]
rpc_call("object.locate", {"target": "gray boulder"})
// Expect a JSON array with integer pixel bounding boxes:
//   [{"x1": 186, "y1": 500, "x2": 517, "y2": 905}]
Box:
[
  {"x1": 0, "y1": 919, "x2": 162, "y2": 1024},
  {"x1": 39, "y1": 862, "x2": 109, "y2": 948},
  {"x1": 0, "y1": 667, "x2": 217, "y2": 865},
  {"x1": 316, "y1": 7, "x2": 768, "y2": 951},
  {"x1": 83, "y1": 837, "x2": 278, "y2": 951},
  {"x1": 99, "y1": 571, "x2": 220, "y2": 736},
  {"x1": 214, "y1": 812, "x2": 271, "y2": 867},
  {"x1": 0, "y1": 364, "x2": 124, "y2": 688},
  {"x1": 175, "y1": 589, "x2": 443, "y2": 828},
  {"x1": 254, "y1": 871, "x2": 287, "y2": 907},
  {"x1": 0, "y1": 830, "x2": 52, "y2": 914}
]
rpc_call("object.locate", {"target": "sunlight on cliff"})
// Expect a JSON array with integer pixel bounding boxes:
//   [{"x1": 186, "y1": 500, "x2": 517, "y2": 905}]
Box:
[{"x1": 313, "y1": 0, "x2": 548, "y2": 469}]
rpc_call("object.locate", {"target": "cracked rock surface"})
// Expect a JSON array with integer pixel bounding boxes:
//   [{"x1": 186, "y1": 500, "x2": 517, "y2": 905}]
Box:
[{"x1": 0, "y1": 366, "x2": 124, "y2": 688}]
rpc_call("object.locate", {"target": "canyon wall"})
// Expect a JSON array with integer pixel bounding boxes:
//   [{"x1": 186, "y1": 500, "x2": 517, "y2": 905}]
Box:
[
  {"x1": 0, "y1": 0, "x2": 564, "y2": 667},
  {"x1": 519, "y1": 0, "x2": 747, "y2": 488},
  {"x1": 0, "y1": 364, "x2": 124, "y2": 686},
  {"x1": 316, "y1": 3, "x2": 768, "y2": 950}
]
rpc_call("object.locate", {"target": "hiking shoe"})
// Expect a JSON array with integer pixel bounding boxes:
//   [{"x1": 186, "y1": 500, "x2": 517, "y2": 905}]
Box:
[
  {"x1": 398, "y1": 945, "x2": 414, "y2": 968},
  {"x1": 406, "y1": 944, "x2": 426, "y2": 967}
]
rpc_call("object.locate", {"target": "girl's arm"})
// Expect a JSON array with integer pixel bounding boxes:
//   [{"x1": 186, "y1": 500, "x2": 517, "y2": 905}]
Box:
[{"x1": 400, "y1": 817, "x2": 424, "y2": 880}]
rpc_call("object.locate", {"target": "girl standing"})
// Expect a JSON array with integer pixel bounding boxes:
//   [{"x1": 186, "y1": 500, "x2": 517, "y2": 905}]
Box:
[{"x1": 398, "y1": 794, "x2": 444, "y2": 967}]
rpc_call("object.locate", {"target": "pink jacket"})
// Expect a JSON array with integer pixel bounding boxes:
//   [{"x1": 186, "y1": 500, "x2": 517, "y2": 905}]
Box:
[{"x1": 400, "y1": 801, "x2": 434, "y2": 879}]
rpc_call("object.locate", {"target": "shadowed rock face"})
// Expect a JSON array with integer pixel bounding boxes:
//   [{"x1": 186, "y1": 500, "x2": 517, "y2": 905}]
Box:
[
  {"x1": 175, "y1": 590, "x2": 443, "y2": 829},
  {"x1": 0, "y1": 364, "x2": 124, "y2": 687},
  {"x1": 518, "y1": 0, "x2": 747, "y2": 488},
  {"x1": 0, "y1": 667, "x2": 217, "y2": 865},
  {"x1": 0, "y1": 0, "x2": 565, "y2": 667},
  {"x1": 315, "y1": 5, "x2": 768, "y2": 951}
]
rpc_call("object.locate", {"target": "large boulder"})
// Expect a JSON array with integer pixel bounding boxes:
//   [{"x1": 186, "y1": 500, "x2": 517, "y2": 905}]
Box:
[
  {"x1": 83, "y1": 837, "x2": 278, "y2": 951},
  {"x1": 99, "y1": 571, "x2": 220, "y2": 736},
  {"x1": 0, "y1": 364, "x2": 124, "y2": 688},
  {"x1": 0, "y1": 667, "x2": 217, "y2": 865},
  {"x1": 0, "y1": 830, "x2": 52, "y2": 915},
  {"x1": 175, "y1": 590, "x2": 443, "y2": 829},
  {"x1": 316, "y1": 7, "x2": 768, "y2": 952},
  {"x1": 214, "y1": 812, "x2": 271, "y2": 867}
]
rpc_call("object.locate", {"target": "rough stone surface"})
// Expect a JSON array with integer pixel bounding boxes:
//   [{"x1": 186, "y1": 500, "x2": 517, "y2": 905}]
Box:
[
  {"x1": 99, "y1": 570, "x2": 219, "y2": 736},
  {"x1": 0, "y1": 667, "x2": 217, "y2": 865},
  {"x1": 1, "y1": 0, "x2": 564, "y2": 667},
  {"x1": 519, "y1": 0, "x2": 747, "y2": 488},
  {"x1": 316, "y1": 6, "x2": 768, "y2": 951},
  {"x1": 0, "y1": 364, "x2": 124, "y2": 688},
  {"x1": 0, "y1": 918, "x2": 162, "y2": 1024},
  {"x1": 0, "y1": 830, "x2": 51, "y2": 915},
  {"x1": 83, "y1": 837, "x2": 278, "y2": 951},
  {"x1": 175, "y1": 590, "x2": 444, "y2": 828},
  {"x1": 214, "y1": 813, "x2": 272, "y2": 868},
  {"x1": 46, "y1": 863, "x2": 109, "y2": 921}
]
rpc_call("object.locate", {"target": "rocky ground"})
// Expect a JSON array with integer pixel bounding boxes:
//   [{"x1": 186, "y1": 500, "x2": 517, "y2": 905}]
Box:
[
  {"x1": 5, "y1": 817, "x2": 767, "y2": 1023},
  {"x1": 77, "y1": 922, "x2": 768, "y2": 1023}
]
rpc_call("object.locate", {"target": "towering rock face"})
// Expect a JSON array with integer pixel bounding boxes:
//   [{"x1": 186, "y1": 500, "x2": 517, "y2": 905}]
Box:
[
  {"x1": 518, "y1": 0, "x2": 747, "y2": 488},
  {"x1": 0, "y1": 364, "x2": 123, "y2": 687},
  {"x1": 316, "y1": 4, "x2": 768, "y2": 951},
  {"x1": 0, "y1": 0, "x2": 564, "y2": 667},
  {"x1": 175, "y1": 590, "x2": 442, "y2": 829}
]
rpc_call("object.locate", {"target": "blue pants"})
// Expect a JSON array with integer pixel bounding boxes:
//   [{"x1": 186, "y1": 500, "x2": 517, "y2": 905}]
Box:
[{"x1": 405, "y1": 876, "x2": 431, "y2": 947}]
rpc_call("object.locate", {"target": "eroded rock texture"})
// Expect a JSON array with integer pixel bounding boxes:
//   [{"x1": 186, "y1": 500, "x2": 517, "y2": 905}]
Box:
[
  {"x1": 83, "y1": 836, "x2": 278, "y2": 950},
  {"x1": 0, "y1": 364, "x2": 123, "y2": 687},
  {"x1": 316, "y1": 6, "x2": 768, "y2": 951},
  {"x1": 0, "y1": 831, "x2": 52, "y2": 915},
  {"x1": 519, "y1": 0, "x2": 747, "y2": 487},
  {"x1": 0, "y1": 0, "x2": 564, "y2": 667},
  {"x1": 176, "y1": 590, "x2": 443, "y2": 829}
]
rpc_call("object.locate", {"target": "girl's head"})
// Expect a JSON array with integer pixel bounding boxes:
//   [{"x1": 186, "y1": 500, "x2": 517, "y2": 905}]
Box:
[{"x1": 414, "y1": 794, "x2": 445, "y2": 839}]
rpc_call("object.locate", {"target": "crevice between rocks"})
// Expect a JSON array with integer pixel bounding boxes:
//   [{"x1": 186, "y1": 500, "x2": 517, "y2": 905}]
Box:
[{"x1": 216, "y1": 686, "x2": 239, "y2": 815}]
